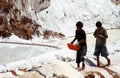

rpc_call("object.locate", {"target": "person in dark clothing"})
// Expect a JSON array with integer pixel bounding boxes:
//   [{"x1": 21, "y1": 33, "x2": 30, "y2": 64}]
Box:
[
  {"x1": 71, "y1": 21, "x2": 87, "y2": 71},
  {"x1": 93, "y1": 21, "x2": 110, "y2": 67}
]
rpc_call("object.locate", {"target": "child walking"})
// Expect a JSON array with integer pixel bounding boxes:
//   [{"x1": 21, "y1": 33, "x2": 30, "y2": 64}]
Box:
[
  {"x1": 93, "y1": 21, "x2": 110, "y2": 67},
  {"x1": 71, "y1": 21, "x2": 87, "y2": 71}
]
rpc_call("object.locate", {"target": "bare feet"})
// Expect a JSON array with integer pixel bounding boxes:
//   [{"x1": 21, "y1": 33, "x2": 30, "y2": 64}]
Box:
[{"x1": 75, "y1": 67, "x2": 84, "y2": 71}]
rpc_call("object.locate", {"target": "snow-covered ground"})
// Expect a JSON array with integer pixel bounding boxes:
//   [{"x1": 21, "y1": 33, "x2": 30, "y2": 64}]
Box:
[
  {"x1": 0, "y1": 29, "x2": 120, "y2": 78},
  {"x1": 38, "y1": 0, "x2": 120, "y2": 37},
  {"x1": 0, "y1": 0, "x2": 120, "y2": 77},
  {"x1": 0, "y1": 29, "x2": 120, "y2": 64}
]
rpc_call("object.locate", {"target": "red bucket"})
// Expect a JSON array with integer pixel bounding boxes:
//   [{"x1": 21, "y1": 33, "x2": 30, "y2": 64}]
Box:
[{"x1": 67, "y1": 43, "x2": 81, "y2": 51}]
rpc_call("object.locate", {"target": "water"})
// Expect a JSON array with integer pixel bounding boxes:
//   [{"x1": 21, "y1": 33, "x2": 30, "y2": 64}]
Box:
[{"x1": 0, "y1": 43, "x2": 57, "y2": 64}]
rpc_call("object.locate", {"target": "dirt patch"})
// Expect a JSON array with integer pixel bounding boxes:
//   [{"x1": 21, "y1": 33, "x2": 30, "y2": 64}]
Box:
[
  {"x1": 43, "y1": 29, "x2": 65, "y2": 39},
  {"x1": 0, "y1": 0, "x2": 65, "y2": 40},
  {"x1": 85, "y1": 71, "x2": 105, "y2": 78},
  {"x1": 94, "y1": 58, "x2": 120, "y2": 78}
]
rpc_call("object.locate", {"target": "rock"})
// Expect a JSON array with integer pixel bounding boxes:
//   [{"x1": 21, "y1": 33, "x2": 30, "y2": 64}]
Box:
[
  {"x1": 19, "y1": 71, "x2": 44, "y2": 78},
  {"x1": 33, "y1": 59, "x2": 84, "y2": 78},
  {"x1": 0, "y1": 72, "x2": 16, "y2": 78}
]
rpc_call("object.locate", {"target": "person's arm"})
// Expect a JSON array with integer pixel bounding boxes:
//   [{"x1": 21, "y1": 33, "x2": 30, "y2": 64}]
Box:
[
  {"x1": 71, "y1": 37, "x2": 76, "y2": 44},
  {"x1": 98, "y1": 35, "x2": 106, "y2": 39},
  {"x1": 71, "y1": 30, "x2": 77, "y2": 44},
  {"x1": 79, "y1": 30, "x2": 86, "y2": 44},
  {"x1": 93, "y1": 30, "x2": 98, "y2": 38},
  {"x1": 98, "y1": 29, "x2": 108, "y2": 39},
  {"x1": 78, "y1": 39, "x2": 86, "y2": 44},
  {"x1": 93, "y1": 29, "x2": 102, "y2": 38},
  {"x1": 103, "y1": 29, "x2": 108, "y2": 38}
]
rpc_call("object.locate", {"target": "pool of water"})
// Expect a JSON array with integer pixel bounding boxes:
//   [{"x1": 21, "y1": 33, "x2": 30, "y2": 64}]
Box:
[{"x1": 0, "y1": 43, "x2": 57, "y2": 64}]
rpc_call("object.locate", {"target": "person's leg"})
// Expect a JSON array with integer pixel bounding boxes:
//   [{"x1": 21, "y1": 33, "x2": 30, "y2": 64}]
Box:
[
  {"x1": 76, "y1": 47, "x2": 82, "y2": 69},
  {"x1": 105, "y1": 56, "x2": 110, "y2": 66},
  {"x1": 97, "y1": 56, "x2": 100, "y2": 67},
  {"x1": 76, "y1": 63, "x2": 81, "y2": 71},
  {"x1": 94, "y1": 46, "x2": 100, "y2": 67},
  {"x1": 101, "y1": 46, "x2": 110, "y2": 66},
  {"x1": 77, "y1": 58, "x2": 85, "y2": 71},
  {"x1": 77, "y1": 46, "x2": 86, "y2": 71},
  {"x1": 76, "y1": 54, "x2": 81, "y2": 70},
  {"x1": 81, "y1": 46, "x2": 86, "y2": 70},
  {"x1": 77, "y1": 63, "x2": 80, "y2": 68},
  {"x1": 82, "y1": 59, "x2": 85, "y2": 70}
]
